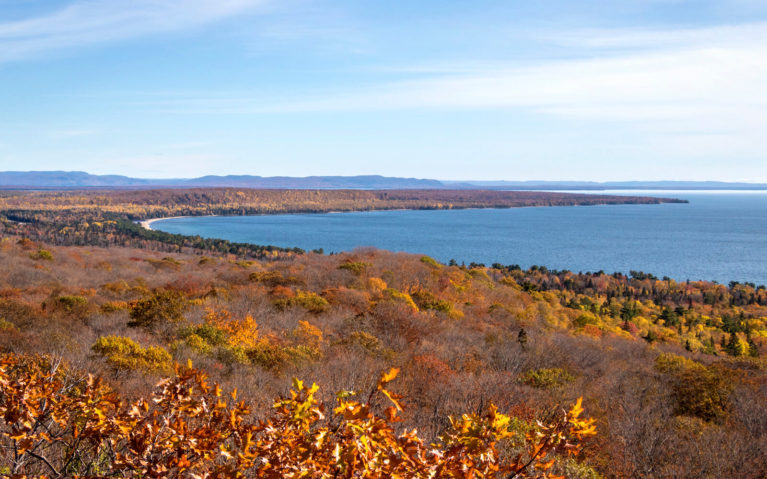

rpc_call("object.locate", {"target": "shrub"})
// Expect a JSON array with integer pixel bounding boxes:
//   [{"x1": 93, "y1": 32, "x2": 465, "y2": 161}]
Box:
[
  {"x1": 573, "y1": 312, "x2": 600, "y2": 328},
  {"x1": 246, "y1": 340, "x2": 289, "y2": 371},
  {"x1": 100, "y1": 301, "x2": 128, "y2": 313},
  {"x1": 367, "y1": 277, "x2": 387, "y2": 291},
  {"x1": 0, "y1": 318, "x2": 17, "y2": 332},
  {"x1": 420, "y1": 255, "x2": 441, "y2": 268},
  {"x1": 57, "y1": 295, "x2": 87, "y2": 308},
  {"x1": 184, "y1": 333, "x2": 212, "y2": 354},
  {"x1": 91, "y1": 336, "x2": 172, "y2": 373},
  {"x1": 0, "y1": 355, "x2": 596, "y2": 478},
  {"x1": 249, "y1": 270, "x2": 303, "y2": 287},
  {"x1": 53, "y1": 295, "x2": 88, "y2": 315},
  {"x1": 274, "y1": 290, "x2": 330, "y2": 314},
  {"x1": 145, "y1": 257, "x2": 182, "y2": 270},
  {"x1": 338, "y1": 261, "x2": 371, "y2": 276},
  {"x1": 214, "y1": 345, "x2": 249, "y2": 366},
  {"x1": 101, "y1": 280, "x2": 130, "y2": 293},
  {"x1": 290, "y1": 320, "x2": 323, "y2": 348},
  {"x1": 16, "y1": 238, "x2": 37, "y2": 249},
  {"x1": 202, "y1": 310, "x2": 259, "y2": 348},
  {"x1": 411, "y1": 290, "x2": 462, "y2": 318},
  {"x1": 654, "y1": 353, "x2": 734, "y2": 423},
  {"x1": 284, "y1": 344, "x2": 322, "y2": 364},
  {"x1": 521, "y1": 367, "x2": 576, "y2": 389},
  {"x1": 179, "y1": 323, "x2": 228, "y2": 347},
  {"x1": 29, "y1": 249, "x2": 53, "y2": 261},
  {"x1": 198, "y1": 256, "x2": 215, "y2": 265},
  {"x1": 382, "y1": 288, "x2": 418, "y2": 311},
  {"x1": 128, "y1": 289, "x2": 186, "y2": 329},
  {"x1": 468, "y1": 268, "x2": 491, "y2": 282}
]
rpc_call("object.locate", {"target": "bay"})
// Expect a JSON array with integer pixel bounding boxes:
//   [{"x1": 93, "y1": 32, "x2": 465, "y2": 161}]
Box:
[{"x1": 150, "y1": 191, "x2": 767, "y2": 285}]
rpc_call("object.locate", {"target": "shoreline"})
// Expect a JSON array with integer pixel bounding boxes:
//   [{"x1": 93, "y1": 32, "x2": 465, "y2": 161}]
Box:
[
  {"x1": 139, "y1": 215, "x2": 213, "y2": 231},
  {"x1": 137, "y1": 198, "x2": 680, "y2": 230}
]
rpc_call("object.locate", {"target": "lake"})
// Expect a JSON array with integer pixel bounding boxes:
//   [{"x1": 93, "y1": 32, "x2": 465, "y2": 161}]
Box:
[{"x1": 150, "y1": 191, "x2": 767, "y2": 285}]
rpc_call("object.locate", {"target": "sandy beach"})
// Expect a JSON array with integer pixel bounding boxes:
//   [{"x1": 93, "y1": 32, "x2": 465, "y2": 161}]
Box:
[
  {"x1": 138, "y1": 216, "x2": 187, "y2": 231},
  {"x1": 139, "y1": 215, "x2": 219, "y2": 231}
]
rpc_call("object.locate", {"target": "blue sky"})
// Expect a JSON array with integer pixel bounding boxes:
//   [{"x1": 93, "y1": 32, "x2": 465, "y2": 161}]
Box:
[{"x1": 1, "y1": 0, "x2": 766, "y2": 181}]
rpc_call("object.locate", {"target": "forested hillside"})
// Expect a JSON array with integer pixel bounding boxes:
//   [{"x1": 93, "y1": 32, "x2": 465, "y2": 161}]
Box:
[
  {"x1": 0, "y1": 188, "x2": 683, "y2": 259},
  {"x1": 0, "y1": 234, "x2": 764, "y2": 477}
]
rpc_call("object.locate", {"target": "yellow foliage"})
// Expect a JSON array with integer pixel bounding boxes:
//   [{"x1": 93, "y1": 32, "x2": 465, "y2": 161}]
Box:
[
  {"x1": 100, "y1": 301, "x2": 129, "y2": 313},
  {"x1": 291, "y1": 320, "x2": 323, "y2": 348},
  {"x1": 204, "y1": 309, "x2": 260, "y2": 349},
  {"x1": 91, "y1": 335, "x2": 172, "y2": 373},
  {"x1": 382, "y1": 288, "x2": 418, "y2": 311},
  {"x1": 184, "y1": 333, "x2": 212, "y2": 354},
  {"x1": 0, "y1": 352, "x2": 596, "y2": 477},
  {"x1": 367, "y1": 276, "x2": 387, "y2": 291},
  {"x1": 274, "y1": 290, "x2": 330, "y2": 313}
]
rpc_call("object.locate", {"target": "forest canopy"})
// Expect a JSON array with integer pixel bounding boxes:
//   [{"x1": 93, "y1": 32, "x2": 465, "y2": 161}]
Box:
[{"x1": 0, "y1": 188, "x2": 763, "y2": 478}]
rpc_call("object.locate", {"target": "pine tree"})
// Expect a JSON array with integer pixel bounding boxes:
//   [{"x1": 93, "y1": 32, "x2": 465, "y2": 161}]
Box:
[{"x1": 726, "y1": 332, "x2": 741, "y2": 356}]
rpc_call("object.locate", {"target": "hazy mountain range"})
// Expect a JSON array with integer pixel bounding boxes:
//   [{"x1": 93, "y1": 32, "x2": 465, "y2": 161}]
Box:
[
  {"x1": 1, "y1": 171, "x2": 766, "y2": 190},
  {"x1": 0, "y1": 171, "x2": 442, "y2": 189}
]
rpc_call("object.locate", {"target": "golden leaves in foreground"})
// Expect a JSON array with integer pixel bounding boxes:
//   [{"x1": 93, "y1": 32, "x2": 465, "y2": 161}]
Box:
[{"x1": 0, "y1": 355, "x2": 594, "y2": 478}]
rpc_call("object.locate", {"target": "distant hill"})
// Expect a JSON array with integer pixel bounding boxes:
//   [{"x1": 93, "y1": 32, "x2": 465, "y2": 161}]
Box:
[
  {"x1": 0, "y1": 171, "x2": 443, "y2": 189},
  {"x1": 443, "y1": 180, "x2": 767, "y2": 190},
  {"x1": 1, "y1": 171, "x2": 765, "y2": 190}
]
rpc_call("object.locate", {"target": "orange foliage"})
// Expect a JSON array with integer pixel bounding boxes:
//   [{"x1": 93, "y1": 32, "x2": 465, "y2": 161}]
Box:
[
  {"x1": 204, "y1": 308, "x2": 260, "y2": 349},
  {"x1": 0, "y1": 354, "x2": 595, "y2": 478}
]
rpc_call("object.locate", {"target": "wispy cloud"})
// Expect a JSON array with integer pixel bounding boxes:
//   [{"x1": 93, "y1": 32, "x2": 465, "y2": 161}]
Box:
[
  {"x1": 0, "y1": 0, "x2": 268, "y2": 62},
  {"x1": 131, "y1": 21, "x2": 767, "y2": 128},
  {"x1": 116, "y1": 20, "x2": 767, "y2": 161}
]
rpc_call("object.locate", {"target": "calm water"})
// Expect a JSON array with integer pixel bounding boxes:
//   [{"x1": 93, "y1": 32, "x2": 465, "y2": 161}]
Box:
[{"x1": 152, "y1": 191, "x2": 767, "y2": 285}]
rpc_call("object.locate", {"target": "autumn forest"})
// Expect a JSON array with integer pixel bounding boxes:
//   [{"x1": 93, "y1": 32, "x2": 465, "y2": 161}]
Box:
[{"x1": 0, "y1": 188, "x2": 764, "y2": 478}]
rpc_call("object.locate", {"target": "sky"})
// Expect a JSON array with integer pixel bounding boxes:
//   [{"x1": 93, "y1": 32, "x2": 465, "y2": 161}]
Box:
[{"x1": 1, "y1": 0, "x2": 767, "y2": 181}]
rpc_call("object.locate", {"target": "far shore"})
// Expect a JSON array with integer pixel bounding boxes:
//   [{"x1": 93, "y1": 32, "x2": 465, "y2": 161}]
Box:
[
  {"x1": 139, "y1": 215, "x2": 217, "y2": 231},
  {"x1": 136, "y1": 196, "x2": 683, "y2": 230}
]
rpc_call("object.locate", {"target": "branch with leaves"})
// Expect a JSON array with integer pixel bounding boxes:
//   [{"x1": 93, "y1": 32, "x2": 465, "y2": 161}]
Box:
[{"x1": 0, "y1": 354, "x2": 595, "y2": 478}]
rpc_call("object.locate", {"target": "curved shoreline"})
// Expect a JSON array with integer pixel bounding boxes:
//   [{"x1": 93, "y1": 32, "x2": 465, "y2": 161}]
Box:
[
  {"x1": 139, "y1": 215, "x2": 216, "y2": 230},
  {"x1": 137, "y1": 197, "x2": 685, "y2": 231}
]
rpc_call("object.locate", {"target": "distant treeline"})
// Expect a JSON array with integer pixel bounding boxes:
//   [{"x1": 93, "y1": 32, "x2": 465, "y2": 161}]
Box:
[{"x1": 0, "y1": 188, "x2": 685, "y2": 220}]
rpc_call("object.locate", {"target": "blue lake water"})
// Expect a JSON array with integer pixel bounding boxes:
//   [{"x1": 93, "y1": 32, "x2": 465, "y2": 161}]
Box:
[{"x1": 151, "y1": 191, "x2": 767, "y2": 285}]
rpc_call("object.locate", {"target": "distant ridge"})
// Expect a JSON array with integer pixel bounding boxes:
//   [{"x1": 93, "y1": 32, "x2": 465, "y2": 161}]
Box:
[
  {"x1": 0, "y1": 171, "x2": 443, "y2": 190},
  {"x1": 442, "y1": 180, "x2": 767, "y2": 190},
  {"x1": 1, "y1": 171, "x2": 765, "y2": 190}
]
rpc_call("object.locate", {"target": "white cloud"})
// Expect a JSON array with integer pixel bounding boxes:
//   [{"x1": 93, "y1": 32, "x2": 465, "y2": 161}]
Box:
[
  {"x1": 130, "y1": 22, "x2": 767, "y2": 125},
  {"x1": 0, "y1": 0, "x2": 268, "y2": 62},
  {"x1": 144, "y1": 26, "x2": 767, "y2": 136},
  {"x1": 126, "y1": 20, "x2": 767, "y2": 162}
]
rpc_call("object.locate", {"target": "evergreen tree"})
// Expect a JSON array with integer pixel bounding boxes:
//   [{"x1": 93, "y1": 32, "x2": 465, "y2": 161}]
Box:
[{"x1": 726, "y1": 332, "x2": 741, "y2": 356}]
